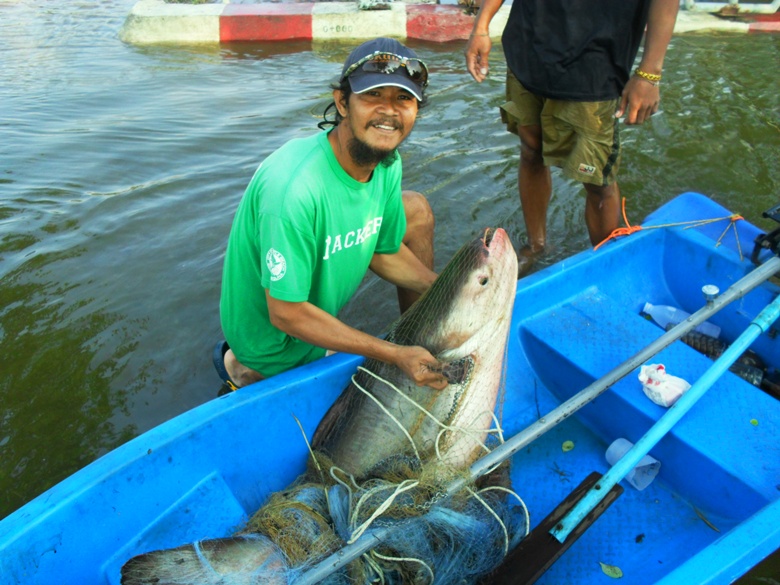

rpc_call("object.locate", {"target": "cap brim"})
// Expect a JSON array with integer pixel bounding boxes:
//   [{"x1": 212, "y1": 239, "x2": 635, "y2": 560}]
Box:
[{"x1": 348, "y1": 72, "x2": 424, "y2": 101}]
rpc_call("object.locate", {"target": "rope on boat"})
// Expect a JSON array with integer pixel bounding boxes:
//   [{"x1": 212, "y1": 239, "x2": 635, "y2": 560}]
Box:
[
  {"x1": 594, "y1": 197, "x2": 744, "y2": 257},
  {"x1": 466, "y1": 486, "x2": 510, "y2": 554},
  {"x1": 351, "y1": 368, "x2": 424, "y2": 463},
  {"x1": 293, "y1": 415, "x2": 324, "y2": 477},
  {"x1": 351, "y1": 365, "x2": 514, "y2": 487},
  {"x1": 478, "y1": 484, "x2": 531, "y2": 541},
  {"x1": 349, "y1": 479, "x2": 420, "y2": 543}
]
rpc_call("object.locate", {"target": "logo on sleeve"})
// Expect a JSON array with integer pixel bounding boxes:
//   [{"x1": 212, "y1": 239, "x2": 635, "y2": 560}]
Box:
[{"x1": 266, "y1": 248, "x2": 287, "y2": 281}]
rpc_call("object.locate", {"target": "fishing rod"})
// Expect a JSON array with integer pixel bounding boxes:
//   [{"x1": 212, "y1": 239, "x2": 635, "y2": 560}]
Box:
[{"x1": 292, "y1": 254, "x2": 780, "y2": 585}]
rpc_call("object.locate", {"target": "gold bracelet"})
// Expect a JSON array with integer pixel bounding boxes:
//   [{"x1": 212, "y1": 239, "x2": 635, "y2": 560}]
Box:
[
  {"x1": 634, "y1": 69, "x2": 662, "y2": 85},
  {"x1": 470, "y1": 33, "x2": 490, "y2": 37}
]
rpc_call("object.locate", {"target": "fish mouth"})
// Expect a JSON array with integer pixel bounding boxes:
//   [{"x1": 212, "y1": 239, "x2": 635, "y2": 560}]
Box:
[
  {"x1": 482, "y1": 227, "x2": 508, "y2": 250},
  {"x1": 483, "y1": 228, "x2": 495, "y2": 247}
]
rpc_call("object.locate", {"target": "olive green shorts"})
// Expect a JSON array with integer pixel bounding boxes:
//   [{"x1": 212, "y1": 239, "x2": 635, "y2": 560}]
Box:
[{"x1": 500, "y1": 71, "x2": 621, "y2": 186}]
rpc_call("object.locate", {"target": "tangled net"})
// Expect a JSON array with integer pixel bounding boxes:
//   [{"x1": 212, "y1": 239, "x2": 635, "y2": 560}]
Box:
[
  {"x1": 241, "y1": 442, "x2": 528, "y2": 584},
  {"x1": 237, "y1": 358, "x2": 529, "y2": 584}
]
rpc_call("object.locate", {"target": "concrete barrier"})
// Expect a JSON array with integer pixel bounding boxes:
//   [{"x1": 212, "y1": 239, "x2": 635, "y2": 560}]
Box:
[
  {"x1": 120, "y1": 0, "x2": 223, "y2": 44},
  {"x1": 119, "y1": 0, "x2": 780, "y2": 44}
]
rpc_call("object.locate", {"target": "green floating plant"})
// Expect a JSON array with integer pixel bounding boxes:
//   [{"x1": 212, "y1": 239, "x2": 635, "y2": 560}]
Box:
[{"x1": 599, "y1": 561, "x2": 624, "y2": 579}]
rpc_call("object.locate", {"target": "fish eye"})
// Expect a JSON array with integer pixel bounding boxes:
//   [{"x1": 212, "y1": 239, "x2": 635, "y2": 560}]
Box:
[{"x1": 479, "y1": 276, "x2": 489, "y2": 286}]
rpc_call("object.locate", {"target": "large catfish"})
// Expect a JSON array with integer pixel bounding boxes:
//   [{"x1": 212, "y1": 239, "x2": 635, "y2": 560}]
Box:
[
  {"x1": 122, "y1": 227, "x2": 519, "y2": 585},
  {"x1": 312, "y1": 226, "x2": 517, "y2": 477}
]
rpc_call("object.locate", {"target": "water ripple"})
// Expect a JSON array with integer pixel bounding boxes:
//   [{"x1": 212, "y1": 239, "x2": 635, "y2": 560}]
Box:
[{"x1": 1, "y1": 2, "x2": 779, "y2": 521}]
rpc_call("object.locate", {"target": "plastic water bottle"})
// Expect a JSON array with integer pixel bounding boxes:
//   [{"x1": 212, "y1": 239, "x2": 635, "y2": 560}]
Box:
[
  {"x1": 605, "y1": 438, "x2": 661, "y2": 491},
  {"x1": 642, "y1": 302, "x2": 721, "y2": 339}
]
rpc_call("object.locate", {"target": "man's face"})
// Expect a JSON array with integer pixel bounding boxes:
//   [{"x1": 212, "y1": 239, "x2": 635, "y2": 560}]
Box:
[{"x1": 336, "y1": 85, "x2": 419, "y2": 165}]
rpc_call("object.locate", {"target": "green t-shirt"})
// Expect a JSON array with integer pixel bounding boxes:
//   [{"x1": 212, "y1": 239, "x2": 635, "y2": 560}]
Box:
[{"x1": 220, "y1": 130, "x2": 407, "y2": 377}]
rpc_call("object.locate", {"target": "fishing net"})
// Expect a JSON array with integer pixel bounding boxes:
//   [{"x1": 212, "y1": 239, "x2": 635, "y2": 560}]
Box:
[{"x1": 240, "y1": 455, "x2": 527, "y2": 585}]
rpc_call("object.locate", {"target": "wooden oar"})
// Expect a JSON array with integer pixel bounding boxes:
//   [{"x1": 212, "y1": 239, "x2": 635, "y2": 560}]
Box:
[{"x1": 292, "y1": 256, "x2": 780, "y2": 585}]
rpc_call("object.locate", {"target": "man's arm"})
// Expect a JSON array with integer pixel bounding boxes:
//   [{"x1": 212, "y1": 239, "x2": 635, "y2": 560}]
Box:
[
  {"x1": 616, "y1": 0, "x2": 679, "y2": 124},
  {"x1": 266, "y1": 292, "x2": 448, "y2": 390},
  {"x1": 369, "y1": 242, "x2": 438, "y2": 294},
  {"x1": 464, "y1": 0, "x2": 505, "y2": 82}
]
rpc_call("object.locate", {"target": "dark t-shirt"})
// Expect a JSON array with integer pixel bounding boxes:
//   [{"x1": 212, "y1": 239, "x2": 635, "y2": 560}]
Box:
[{"x1": 502, "y1": 0, "x2": 652, "y2": 101}]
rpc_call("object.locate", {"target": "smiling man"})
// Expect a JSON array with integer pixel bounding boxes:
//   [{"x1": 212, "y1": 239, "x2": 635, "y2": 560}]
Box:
[{"x1": 216, "y1": 38, "x2": 448, "y2": 393}]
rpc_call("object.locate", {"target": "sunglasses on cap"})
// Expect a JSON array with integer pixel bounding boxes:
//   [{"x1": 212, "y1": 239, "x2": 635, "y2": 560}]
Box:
[{"x1": 341, "y1": 52, "x2": 429, "y2": 88}]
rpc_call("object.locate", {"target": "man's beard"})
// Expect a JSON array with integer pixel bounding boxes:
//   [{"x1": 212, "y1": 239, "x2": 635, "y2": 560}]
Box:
[{"x1": 347, "y1": 136, "x2": 399, "y2": 168}]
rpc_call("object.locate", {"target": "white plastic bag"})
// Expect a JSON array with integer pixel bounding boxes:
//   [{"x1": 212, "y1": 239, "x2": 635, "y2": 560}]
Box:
[{"x1": 638, "y1": 364, "x2": 691, "y2": 407}]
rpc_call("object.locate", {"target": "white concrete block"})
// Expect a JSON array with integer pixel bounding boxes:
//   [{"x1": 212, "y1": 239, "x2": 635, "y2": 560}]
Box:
[
  {"x1": 313, "y1": 2, "x2": 407, "y2": 40},
  {"x1": 119, "y1": 0, "x2": 223, "y2": 44}
]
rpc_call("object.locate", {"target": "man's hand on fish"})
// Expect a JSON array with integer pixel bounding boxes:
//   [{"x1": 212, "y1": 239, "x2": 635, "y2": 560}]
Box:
[{"x1": 393, "y1": 345, "x2": 448, "y2": 390}]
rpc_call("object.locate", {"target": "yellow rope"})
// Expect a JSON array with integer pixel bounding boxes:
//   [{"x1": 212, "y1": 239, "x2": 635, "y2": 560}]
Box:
[
  {"x1": 351, "y1": 370, "x2": 423, "y2": 463},
  {"x1": 354, "y1": 366, "x2": 497, "y2": 463},
  {"x1": 349, "y1": 479, "x2": 420, "y2": 543},
  {"x1": 293, "y1": 415, "x2": 324, "y2": 478}
]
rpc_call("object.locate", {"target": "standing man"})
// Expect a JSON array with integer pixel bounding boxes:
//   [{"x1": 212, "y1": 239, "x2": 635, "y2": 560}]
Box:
[
  {"x1": 216, "y1": 38, "x2": 449, "y2": 393},
  {"x1": 465, "y1": 0, "x2": 678, "y2": 273}
]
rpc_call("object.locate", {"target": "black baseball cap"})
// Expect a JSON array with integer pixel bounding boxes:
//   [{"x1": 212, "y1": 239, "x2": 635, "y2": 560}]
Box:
[{"x1": 339, "y1": 37, "x2": 427, "y2": 101}]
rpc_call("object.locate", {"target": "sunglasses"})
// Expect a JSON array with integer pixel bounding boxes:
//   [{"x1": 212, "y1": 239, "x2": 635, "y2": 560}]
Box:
[{"x1": 341, "y1": 52, "x2": 429, "y2": 88}]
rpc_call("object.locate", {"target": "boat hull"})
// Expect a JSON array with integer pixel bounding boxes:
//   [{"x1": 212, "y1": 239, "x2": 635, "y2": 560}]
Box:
[{"x1": 1, "y1": 192, "x2": 778, "y2": 584}]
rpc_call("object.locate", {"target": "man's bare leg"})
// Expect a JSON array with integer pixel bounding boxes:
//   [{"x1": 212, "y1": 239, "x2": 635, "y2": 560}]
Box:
[
  {"x1": 516, "y1": 124, "x2": 551, "y2": 275},
  {"x1": 398, "y1": 190, "x2": 435, "y2": 313},
  {"x1": 583, "y1": 181, "x2": 621, "y2": 246}
]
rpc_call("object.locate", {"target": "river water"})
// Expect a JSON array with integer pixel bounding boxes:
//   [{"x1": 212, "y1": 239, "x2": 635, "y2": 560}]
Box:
[{"x1": 1, "y1": 0, "x2": 779, "y2": 524}]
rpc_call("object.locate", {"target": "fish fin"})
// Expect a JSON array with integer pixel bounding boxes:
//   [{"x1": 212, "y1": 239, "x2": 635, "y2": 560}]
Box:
[
  {"x1": 310, "y1": 372, "x2": 368, "y2": 451},
  {"x1": 120, "y1": 535, "x2": 288, "y2": 585}
]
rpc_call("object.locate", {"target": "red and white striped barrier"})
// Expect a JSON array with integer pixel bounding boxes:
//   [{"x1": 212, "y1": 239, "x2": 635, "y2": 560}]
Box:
[{"x1": 119, "y1": 1, "x2": 780, "y2": 44}]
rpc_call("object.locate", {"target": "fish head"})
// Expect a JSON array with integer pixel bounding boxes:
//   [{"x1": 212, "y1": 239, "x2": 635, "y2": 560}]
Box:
[{"x1": 393, "y1": 227, "x2": 518, "y2": 358}]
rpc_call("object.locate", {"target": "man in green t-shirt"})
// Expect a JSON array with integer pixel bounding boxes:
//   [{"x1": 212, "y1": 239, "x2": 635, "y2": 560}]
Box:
[{"x1": 216, "y1": 38, "x2": 448, "y2": 393}]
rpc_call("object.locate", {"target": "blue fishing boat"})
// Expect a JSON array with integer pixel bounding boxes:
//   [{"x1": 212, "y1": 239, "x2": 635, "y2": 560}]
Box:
[{"x1": 1, "y1": 192, "x2": 778, "y2": 584}]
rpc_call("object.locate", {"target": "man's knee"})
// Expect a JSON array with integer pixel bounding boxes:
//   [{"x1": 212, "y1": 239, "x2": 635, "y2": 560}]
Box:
[
  {"x1": 583, "y1": 181, "x2": 619, "y2": 203},
  {"x1": 225, "y1": 349, "x2": 264, "y2": 388},
  {"x1": 517, "y1": 125, "x2": 544, "y2": 166},
  {"x1": 402, "y1": 190, "x2": 435, "y2": 234},
  {"x1": 520, "y1": 143, "x2": 544, "y2": 168}
]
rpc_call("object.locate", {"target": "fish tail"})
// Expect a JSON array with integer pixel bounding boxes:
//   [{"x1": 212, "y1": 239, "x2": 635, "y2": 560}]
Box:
[{"x1": 120, "y1": 534, "x2": 289, "y2": 585}]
